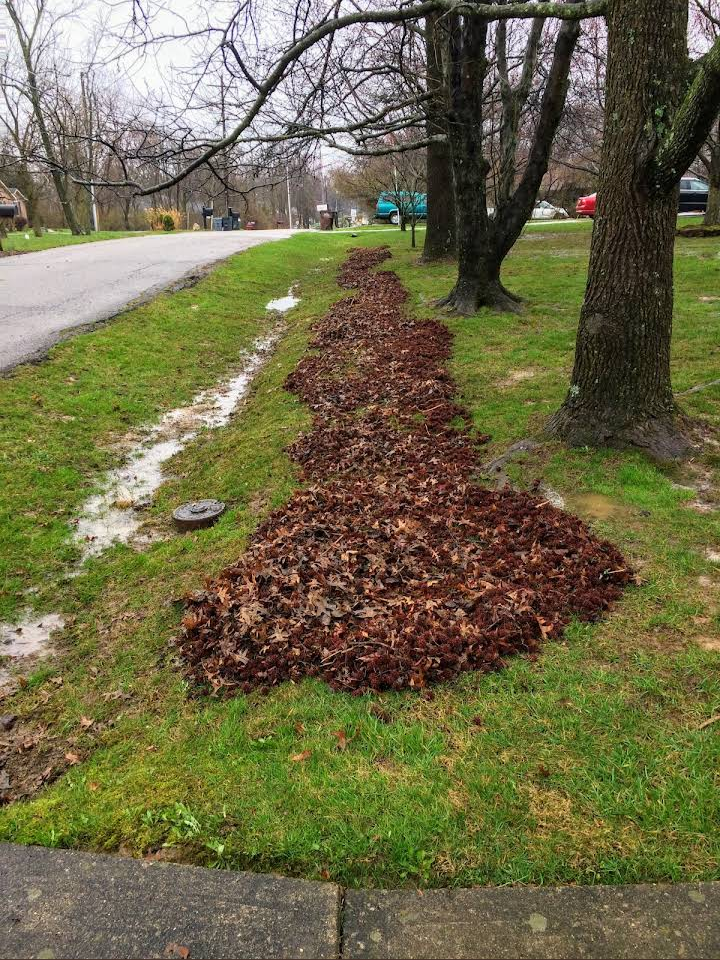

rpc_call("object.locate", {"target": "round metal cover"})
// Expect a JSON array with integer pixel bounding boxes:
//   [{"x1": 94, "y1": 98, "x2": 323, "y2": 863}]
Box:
[{"x1": 173, "y1": 499, "x2": 226, "y2": 531}]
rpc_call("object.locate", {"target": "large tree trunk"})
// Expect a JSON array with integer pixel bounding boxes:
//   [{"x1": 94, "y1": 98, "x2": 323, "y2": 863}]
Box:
[
  {"x1": 493, "y1": 11, "x2": 581, "y2": 266},
  {"x1": 441, "y1": 4, "x2": 580, "y2": 313},
  {"x1": 422, "y1": 11, "x2": 456, "y2": 262},
  {"x1": 441, "y1": 12, "x2": 516, "y2": 314},
  {"x1": 5, "y1": 0, "x2": 85, "y2": 236},
  {"x1": 14, "y1": 162, "x2": 43, "y2": 235},
  {"x1": 704, "y1": 138, "x2": 720, "y2": 226},
  {"x1": 547, "y1": 0, "x2": 691, "y2": 460}
]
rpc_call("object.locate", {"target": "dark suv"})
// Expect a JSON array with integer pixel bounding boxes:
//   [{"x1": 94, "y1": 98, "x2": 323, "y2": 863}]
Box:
[{"x1": 679, "y1": 177, "x2": 709, "y2": 213}]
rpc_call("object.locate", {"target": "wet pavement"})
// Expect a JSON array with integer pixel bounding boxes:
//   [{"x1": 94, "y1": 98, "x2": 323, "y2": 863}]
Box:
[{"x1": 0, "y1": 229, "x2": 294, "y2": 372}]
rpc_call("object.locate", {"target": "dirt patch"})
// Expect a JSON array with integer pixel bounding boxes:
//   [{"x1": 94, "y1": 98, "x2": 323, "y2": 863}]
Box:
[
  {"x1": 177, "y1": 247, "x2": 632, "y2": 696},
  {"x1": 676, "y1": 225, "x2": 720, "y2": 238},
  {"x1": 496, "y1": 369, "x2": 536, "y2": 389},
  {"x1": 670, "y1": 461, "x2": 719, "y2": 514}
]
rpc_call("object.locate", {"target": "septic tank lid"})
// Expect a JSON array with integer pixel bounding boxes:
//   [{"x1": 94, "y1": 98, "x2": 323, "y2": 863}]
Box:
[{"x1": 172, "y1": 499, "x2": 226, "y2": 531}]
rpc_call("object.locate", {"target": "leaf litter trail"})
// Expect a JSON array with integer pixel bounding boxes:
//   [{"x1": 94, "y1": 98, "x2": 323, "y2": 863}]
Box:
[{"x1": 178, "y1": 247, "x2": 632, "y2": 695}]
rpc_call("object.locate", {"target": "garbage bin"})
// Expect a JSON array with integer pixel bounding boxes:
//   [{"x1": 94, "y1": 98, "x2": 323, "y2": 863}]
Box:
[{"x1": 319, "y1": 211, "x2": 334, "y2": 231}]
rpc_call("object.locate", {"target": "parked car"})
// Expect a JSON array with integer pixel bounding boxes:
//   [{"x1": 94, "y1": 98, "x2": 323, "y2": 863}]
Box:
[
  {"x1": 577, "y1": 177, "x2": 709, "y2": 218},
  {"x1": 375, "y1": 191, "x2": 428, "y2": 224},
  {"x1": 576, "y1": 193, "x2": 597, "y2": 218},
  {"x1": 530, "y1": 200, "x2": 569, "y2": 220},
  {"x1": 679, "y1": 176, "x2": 709, "y2": 212}
]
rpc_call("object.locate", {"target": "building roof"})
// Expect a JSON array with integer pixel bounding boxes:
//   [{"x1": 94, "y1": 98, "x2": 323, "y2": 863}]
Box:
[{"x1": 0, "y1": 178, "x2": 28, "y2": 202}]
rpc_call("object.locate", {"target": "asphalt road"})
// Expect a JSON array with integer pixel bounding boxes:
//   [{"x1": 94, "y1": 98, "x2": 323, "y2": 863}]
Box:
[{"x1": 0, "y1": 229, "x2": 294, "y2": 373}]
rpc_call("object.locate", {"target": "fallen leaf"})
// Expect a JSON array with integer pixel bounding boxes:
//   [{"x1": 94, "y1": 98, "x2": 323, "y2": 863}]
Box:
[
  {"x1": 163, "y1": 944, "x2": 190, "y2": 959},
  {"x1": 173, "y1": 247, "x2": 632, "y2": 698},
  {"x1": 290, "y1": 750, "x2": 312, "y2": 763}
]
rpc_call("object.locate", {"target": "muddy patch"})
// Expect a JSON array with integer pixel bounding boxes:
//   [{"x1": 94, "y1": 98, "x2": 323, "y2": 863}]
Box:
[
  {"x1": 670, "y1": 462, "x2": 718, "y2": 514},
  {"x1": 74, "y1": 332, "x2": 279, "y2": 559},
  {"x1": 567, "y1": 493, "x2": 633, "y2": 522},
  {"x1": 0, "y1": 613, "x2": 65, "y2": 688}
]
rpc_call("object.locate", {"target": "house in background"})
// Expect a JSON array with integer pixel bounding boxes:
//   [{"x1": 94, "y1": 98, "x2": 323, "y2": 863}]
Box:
[{"x1": 0, "y1": 180, "x2": 29, "y2": 222}]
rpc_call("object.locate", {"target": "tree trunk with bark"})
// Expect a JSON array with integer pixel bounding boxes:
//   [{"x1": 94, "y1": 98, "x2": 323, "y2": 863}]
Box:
[
  {"x1": 6, "y1": 1, "x2": 84, "y2": 236},
  {"x1": 423, "y1": 11, "x2": 456, "y2": 262},
  {"x1": 706, "y1": 170, "x2": 720, "y2": 225},
  {"x1": 493, "y1": 10, "x2": 580, "y2": 267},
  {"x1": 13, "y1": 162, "x2": 43, "y2": 235},
  {"x1": 441, "y1": 12, "x2": 515, "y2": 313},
  {"x1": 441, "y1": 3, "x2": 581, "y2": 314},
  {"x1": 704, "y1": 128, "x2": 720, "y2": 226},
  {"x1": 548, "y1": 0, "x2": 720, "y2": 460}
]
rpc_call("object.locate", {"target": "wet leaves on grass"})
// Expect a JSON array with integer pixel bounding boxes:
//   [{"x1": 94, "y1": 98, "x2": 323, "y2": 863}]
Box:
[{"x1": 177, "y1": 247, "x2": 632, "y2": 695}]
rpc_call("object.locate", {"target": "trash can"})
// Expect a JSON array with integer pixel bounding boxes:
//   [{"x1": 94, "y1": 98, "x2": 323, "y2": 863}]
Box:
[{"x1": 319, "y1": 211, "x2": 334, "y2": 231}]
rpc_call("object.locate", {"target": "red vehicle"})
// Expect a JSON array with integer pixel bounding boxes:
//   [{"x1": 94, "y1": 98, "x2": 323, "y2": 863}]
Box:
[{"x1": 576, "y1": 193, "x2": 597, "y2": 218}]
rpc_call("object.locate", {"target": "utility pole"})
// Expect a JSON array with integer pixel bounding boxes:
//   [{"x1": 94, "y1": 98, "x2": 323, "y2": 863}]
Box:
[
  {"x1": 80, "y1": 70, "x2": 99, "y2": 232},
  {"x1": 286, "y1": 164, "x2": 293, "y2": 229},
  {"x1": 220, "y1": 74, "x2": 230, "y2": 215}
]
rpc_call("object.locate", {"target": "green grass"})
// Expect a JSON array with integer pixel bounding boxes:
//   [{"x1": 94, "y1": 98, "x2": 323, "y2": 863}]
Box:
[
  {"x1": 1, "y1": 229, "x2": 154, "y2": 254},
  {"x1": 0, "y1": 224, "x2": 718, "y2": 889}
]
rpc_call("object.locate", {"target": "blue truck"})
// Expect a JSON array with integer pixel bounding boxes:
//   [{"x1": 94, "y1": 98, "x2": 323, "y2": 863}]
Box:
[{"x1": 374, "y1": 191, "x2": 428, "y2": 224}]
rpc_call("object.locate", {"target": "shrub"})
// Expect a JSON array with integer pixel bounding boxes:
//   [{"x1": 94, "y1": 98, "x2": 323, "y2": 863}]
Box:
[
  {"x1": 162, "y1": 213, "x2": 176, "y2": 232},
  {"x1": 144, "y1": 206, "x2": 183, "y2": 231}
]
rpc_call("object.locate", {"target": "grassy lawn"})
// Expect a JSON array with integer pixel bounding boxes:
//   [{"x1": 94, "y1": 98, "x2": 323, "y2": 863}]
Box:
[
  {"x1": 1, "y1": 229, "x2": 154, "y2": 254},
  {"x1": 0, "y1": 224, "x2": 718, "y2": 888}
]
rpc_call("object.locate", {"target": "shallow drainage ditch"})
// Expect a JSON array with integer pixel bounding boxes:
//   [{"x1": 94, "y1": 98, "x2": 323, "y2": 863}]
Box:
[
  {"x1": 74, "y1": 331, "x2": 279, "y2": 560},
  {"x1": 2, "y1": 322, "x2": 285, "y2": 688}
]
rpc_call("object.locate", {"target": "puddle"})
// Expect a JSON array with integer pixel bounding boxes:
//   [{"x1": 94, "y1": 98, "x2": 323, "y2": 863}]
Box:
[
  {"x1": 539, "y1": 486, "x2": 565, "y2": 509},
  {"x1": 74, "y1": 332, "x2": 279, "y2": 560},
  {"x1": 568, "y1": 493, "x2": 632, "y2": 521},
  {"x1": 266, "y1": 286, "x2": 300, "y2": 313},
  {"x1": 0, "y1": 613, "x2": 65, "y2": 686}
]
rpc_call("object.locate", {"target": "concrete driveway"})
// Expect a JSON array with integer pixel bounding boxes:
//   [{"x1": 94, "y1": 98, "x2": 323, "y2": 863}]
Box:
[{"x1": 0, "y1": 229, "x2": 294, "y2": 373}]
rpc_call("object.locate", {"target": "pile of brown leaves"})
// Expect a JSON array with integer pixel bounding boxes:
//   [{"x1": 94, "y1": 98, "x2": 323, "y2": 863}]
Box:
[{"x1": 176, "y1": 246, "x2": 632, "y2": 695}]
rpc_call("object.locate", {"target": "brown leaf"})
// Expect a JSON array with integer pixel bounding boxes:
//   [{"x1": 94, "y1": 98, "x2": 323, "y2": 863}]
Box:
[
  {"x1": 164, "y1": 944, "x2": 190, "y2": 959},
  {"x1": 64, "y1": 752, "x2": 81, "y2": 765},
  {"x1": 290, "y1": 750, "x2": 312, "y2": 763},
  {"x1": 172, "y1": 247, "x2": 632, "y2": 699}
]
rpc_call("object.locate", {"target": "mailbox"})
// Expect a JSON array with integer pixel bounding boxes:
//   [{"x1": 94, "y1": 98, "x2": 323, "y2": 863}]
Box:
[{"x1": 0, "y1": 203, "x2": 17, "y2": 219}]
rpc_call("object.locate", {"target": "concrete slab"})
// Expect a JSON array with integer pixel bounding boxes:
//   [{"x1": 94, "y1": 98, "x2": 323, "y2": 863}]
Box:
[
  {"x1": 0, "y1": 843, "x2": 340, "y2": 959},
  {"x1": 343, "y1": 883, "x2": 720, "y2": 959}
]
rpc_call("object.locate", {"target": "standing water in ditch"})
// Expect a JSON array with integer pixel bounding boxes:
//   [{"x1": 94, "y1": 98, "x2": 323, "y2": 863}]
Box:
[
  {"x1": 75, "y1": 331, "x2": 281, "y2": 560},
  {"x1": 265, "y1": 285, "x2": 300, "y2": 313},
  {"x1": 0, "y1": 613, "x2": 66, "y2": 687}
]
